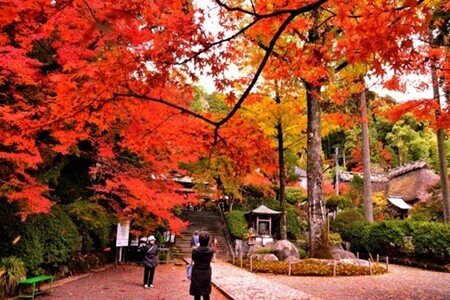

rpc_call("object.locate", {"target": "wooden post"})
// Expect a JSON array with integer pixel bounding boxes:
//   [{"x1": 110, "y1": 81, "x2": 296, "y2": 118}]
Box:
[
  {"x1": 288, "y1": 261, "x2": 291, "y2": 276},
  {"x1": 369, "y1": 259, "x2": 372, "y2": 275},
  {"x1": 240, "y1": 251, "x2": 243, "y2": 268},
  {"x1": 386, "y1": 256, "x2": 389, "y2": 272},
  {"x1": 250, "y1": 255, "x2": 253, "y2": 272},
  {"x1": 357, "y1": 252, "x2": 359, "y2": 259},
  {"x1": 376, "y1": 254, "x2": 379, "y2": 263},
  {"x1": 333, "y1": 260, "x2": 337, "y2": 277}
]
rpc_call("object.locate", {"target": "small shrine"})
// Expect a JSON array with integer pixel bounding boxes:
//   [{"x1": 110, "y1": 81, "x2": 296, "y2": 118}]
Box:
[{"x1": 244, "y1": 204, "x2": 281, "y2": 245}]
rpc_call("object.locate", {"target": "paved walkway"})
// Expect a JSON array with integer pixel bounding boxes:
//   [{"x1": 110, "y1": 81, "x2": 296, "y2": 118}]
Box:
[{"x1": 211, "y1": 261, "x2": 319, "y2": 300}]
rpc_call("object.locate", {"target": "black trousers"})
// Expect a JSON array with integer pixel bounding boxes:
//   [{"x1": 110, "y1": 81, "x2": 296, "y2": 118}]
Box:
[
  {"x1": 194, "y1": 295, "x2": 210, "y2": 300},
  {"x1": 143, "y1": 265, "x2": 155, "y2": 285}
]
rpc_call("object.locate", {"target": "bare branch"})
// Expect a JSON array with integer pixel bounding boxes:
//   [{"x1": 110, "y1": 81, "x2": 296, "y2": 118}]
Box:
[
  {"x1": 176, "y1": 18, "x2": 259, "y2": 65},
  {"x1": 215, "y1": 0, "x2": 329, "y2": 18},
  {"x1": 215, "y1": 13, "x2": 298, "y2": 131},
  {"x1": 113, "y1": 89, "x2": 218, "y2": 127}
]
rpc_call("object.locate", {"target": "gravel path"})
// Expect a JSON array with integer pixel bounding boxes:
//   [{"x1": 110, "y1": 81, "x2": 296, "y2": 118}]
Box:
[{"x1": 264, "y1": 264, "x2": 450, "y2": 300}]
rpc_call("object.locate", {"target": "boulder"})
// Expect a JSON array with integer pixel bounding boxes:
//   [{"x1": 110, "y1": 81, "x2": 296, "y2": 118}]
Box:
[
  {"x1": 269, "y1": 240, "x2": 299, "y2": 261},
  {"x1": 331, "y1": 247, "x2": 356, "y2": 260},
  {"x1": 285, "y1": 255, "x2": 301, "y2": 263},
  {"x1": 247, "y1": 243, "x2": 266, "y2": 257},
  {"x1": 252, "y1": 254, "x2": 279, "y2": 262},
  {"x1": 339, "y1": 259, "x2": 370, "y2": 267}
]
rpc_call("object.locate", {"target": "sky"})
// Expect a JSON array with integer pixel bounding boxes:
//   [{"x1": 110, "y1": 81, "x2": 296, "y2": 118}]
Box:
[
  {"x1": 194, "y1": 1, "x2": 435, "y2": 104},
  {"x1": 368, "y1": 74, "x2": 434, "y2": 102},
  {"x1": 198, "y1": 70, "x2": 434, "y2": 103}
]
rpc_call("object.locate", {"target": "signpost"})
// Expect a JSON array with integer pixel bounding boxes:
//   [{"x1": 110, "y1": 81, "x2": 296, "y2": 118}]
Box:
[{"x1": 116, "y1": 220, "x2": 130, "y2": 264}]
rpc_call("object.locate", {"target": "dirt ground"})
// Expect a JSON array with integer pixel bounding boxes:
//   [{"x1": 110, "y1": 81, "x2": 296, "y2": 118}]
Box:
[
  {"x1": 38, "y1": 262, "x2": 228, "y2": 300},
  {"x1": 27, "y1": 261, "x2": 450, "y2": 300}
]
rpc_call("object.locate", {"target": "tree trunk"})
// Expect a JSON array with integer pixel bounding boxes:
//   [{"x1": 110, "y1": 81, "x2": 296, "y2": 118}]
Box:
[
  {"x1": 436, "y1": 128, "x2": 449, "y2": 222},
  {"x1": 360, "y1": 88, "x2": 374, "y2": 222},
  {"x1": 335, "y1": 147, "x2": 339, "y2": 195},
  {"x1": 431, "y1": 57, "x2": 450, "y2": 222},
  {"x1": 305, "y1": 82, "x2": 328, "y2": 258},
  {"x1": 275, "y1": 91, "x2": 288, "y2": 240}
]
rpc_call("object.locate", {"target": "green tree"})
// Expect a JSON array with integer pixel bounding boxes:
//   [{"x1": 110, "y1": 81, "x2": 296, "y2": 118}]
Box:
[{"x1": 385, "y1": 114, "x2": 435, "y2": 165}]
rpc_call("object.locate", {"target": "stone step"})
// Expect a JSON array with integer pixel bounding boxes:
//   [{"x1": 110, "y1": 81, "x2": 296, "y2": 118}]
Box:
[{"x1": 174, "y1": 211, "x2": 231, "y2": 260}]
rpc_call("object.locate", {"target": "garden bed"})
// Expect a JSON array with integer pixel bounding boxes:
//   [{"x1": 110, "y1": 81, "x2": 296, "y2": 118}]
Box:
[{"x1": 231, "y1": 258, "x2": 388, "y2": 276}]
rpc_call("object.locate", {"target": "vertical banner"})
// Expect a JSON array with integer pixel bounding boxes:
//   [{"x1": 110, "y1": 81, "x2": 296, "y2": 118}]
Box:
[{"x1": 116, "y1": 220, "x2": 130, "y2": 247}]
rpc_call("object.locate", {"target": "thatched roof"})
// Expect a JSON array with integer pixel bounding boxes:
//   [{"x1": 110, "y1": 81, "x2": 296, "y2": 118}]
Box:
[
  {"x1": 388, "y1": 161, "x2": 440, "y2": 203},
  {"x1": 339, "y1": 171, "x2": 388, "y2": 183},
  {"x1": 388, "y1": 159, "x2": 429, "y2": 179}
]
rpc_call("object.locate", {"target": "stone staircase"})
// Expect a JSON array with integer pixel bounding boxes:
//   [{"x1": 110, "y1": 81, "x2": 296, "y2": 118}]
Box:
[{"x1": 174, "y1": 211, "x2": 230, "y2": 260}]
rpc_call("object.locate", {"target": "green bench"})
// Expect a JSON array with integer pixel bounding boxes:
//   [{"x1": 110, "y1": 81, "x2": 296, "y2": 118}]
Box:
[{"x1": 18, "y1": 275, "x2": 54, "y2": 299}]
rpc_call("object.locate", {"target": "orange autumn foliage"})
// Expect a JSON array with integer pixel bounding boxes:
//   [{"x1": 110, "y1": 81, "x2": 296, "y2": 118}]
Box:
[{"x1": 1, "y1": 0, "x2": 446, "y2": 231}]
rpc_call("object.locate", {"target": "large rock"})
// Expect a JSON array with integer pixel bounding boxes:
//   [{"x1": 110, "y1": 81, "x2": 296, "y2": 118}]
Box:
[
  {"x1": 269, "y1": 240, "x2": 299, "y2": 261},
  {"x1": 332, "y1": 247, "x2": 356, "y2": 260},
  {"x1": 252, "y1": 254, "x2": 279, "y2": 262},
  {"x1": 339, "y1": 259, "x2": 370, "y2": 267},
  {"x1": 285, "y1": 255, "x2": 301, "y2": 263},
  {"x1": 247, "y1": 243, "x2": 266, "y2": 257}
]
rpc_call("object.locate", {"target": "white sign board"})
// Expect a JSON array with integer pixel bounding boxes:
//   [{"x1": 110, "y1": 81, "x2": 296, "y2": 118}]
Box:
[{"x1": 116, "y1": 220, "x2": 130, "y2": 247}]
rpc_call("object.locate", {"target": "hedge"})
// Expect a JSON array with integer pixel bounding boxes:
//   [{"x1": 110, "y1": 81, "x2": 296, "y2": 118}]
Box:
[
  {"x1": 339, "y1": 219, "x2": 450, "y2": 263},
  {"x1": 225, "y1": 210, "x2": 248, "y2": 239}
]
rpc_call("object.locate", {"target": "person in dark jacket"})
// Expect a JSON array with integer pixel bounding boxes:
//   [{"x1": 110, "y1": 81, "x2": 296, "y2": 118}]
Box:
[
  {"x1": 189, "y1": 231, "x2": 213, "y2": 300},
  {"x1": 142, "y1": 235, "x2": 158, "y2": 288}
]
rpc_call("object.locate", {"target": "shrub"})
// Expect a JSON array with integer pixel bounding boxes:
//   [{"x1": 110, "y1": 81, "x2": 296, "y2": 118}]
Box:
[
  {"x1": 342, "y1": 219, "x2": 450, "y2": 265},
  {"x1": 331, "y1": 209, "x2": 367, "y2": 242},
  {"x1": 285, "y1": 188, "x2": 304, "y2": 205},
  {"x1": 361, "y1": 220, "x2": 405, "y2": 256},
  {"x1": 329, "y1": 232, "x2": 342, "y2": 246},
  {"x1": 66, "y1": 200, "x2": 116, "y2": 253},
  {"x1": 297, "y1": 248, "x2": 308, "y2": 259},
  {"x1": 325, "y1": 194, "x2": 353, "y2": 210},
  {"x1": 408, "y1": 197, "x2": 444, "y2": 222},
  {"x1": 232, "y1": 258, "x2": 387, "y2": 276},
  {"x1": 254, "y1": 248, "x2": 272, "y2": 255},
  {"x1": 371, "y1": 192, "x2": 397, "y2": 220},
  {"x1": 13, "y1": 225, "x2": 45, "y2": 275},
  {"x1": 28, "y1": 206, "x2": 79, "y2": 270},
  {"x1": 406, "y1": 221, "x2": 450, "y2": 261},
  {"x1": 0, "y1": 199, "x2": 23, "y2": 258},
  {"x1": 286, "y1": 205, "x2": 302, "y2": 237},
  {"x1": 225, "y1": 210, "x2": 248, "y2": 239},
  {"x1": 0, "y1": 256, "x2": 26, "y2": 297},
  {"x1": 0, "y1": 199, "x2": 50, "y2": 275}
]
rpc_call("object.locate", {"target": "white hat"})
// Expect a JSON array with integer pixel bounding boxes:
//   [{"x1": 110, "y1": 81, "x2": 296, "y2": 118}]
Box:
[{"x1": 148, "y1": 235, "x2": 156, "y2": 241}]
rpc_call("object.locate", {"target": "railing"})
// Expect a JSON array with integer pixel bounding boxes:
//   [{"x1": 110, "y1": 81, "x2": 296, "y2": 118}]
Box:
[{"x1": 217, "y1": 206, "x2": 236, "y2": 261}]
